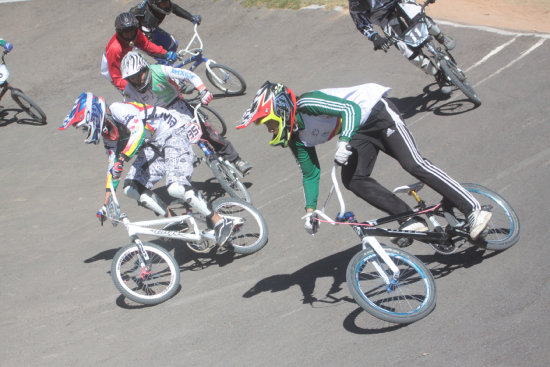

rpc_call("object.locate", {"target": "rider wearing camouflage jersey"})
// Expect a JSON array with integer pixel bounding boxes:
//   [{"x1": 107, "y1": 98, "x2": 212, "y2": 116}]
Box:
[{"x1": 121, "y1": 51, "x2": 252, "y2": 175}]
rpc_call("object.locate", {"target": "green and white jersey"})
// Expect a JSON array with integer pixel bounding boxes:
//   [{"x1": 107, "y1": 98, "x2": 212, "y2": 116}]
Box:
[
  {"x1": 123, "y1": 64, "x2": 205, "y2": 107},
  {"x1": 290, "y1": 83, "x2": 390, "y2": 210}
]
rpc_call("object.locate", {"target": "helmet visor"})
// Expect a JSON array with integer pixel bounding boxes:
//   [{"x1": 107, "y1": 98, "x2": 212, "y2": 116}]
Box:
[{"x1": 256, "y1": 110, "x2": 284, "y2": 146}]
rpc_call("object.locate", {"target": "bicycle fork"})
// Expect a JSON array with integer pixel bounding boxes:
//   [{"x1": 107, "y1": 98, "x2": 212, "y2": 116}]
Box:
[
  {"x1": 131, "y1": 235, "x2": 152, "y2": 278},
  {"x1": 343, "y1": 214, "x2": 401, "y2": 285}
]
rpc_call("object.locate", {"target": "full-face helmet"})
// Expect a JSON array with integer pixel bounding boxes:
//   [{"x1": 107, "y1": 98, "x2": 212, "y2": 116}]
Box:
[
  {"x1": 147, "y1": 0, "x2": 173, "y2": 15},
  {"x1": 115, "y1": 12, "x2": 139, "y2": 42},
  {"x1": 59, "y1": 92, "x2": 106, "y2": 144},
  {"x1": 237, "y1": 81, "x2": 297, "y2": 147},
  {"x1": 121, "y1": 51, "x2": 151, "y2": 93}
]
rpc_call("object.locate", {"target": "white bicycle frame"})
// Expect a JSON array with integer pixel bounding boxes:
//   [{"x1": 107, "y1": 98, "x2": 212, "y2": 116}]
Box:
[
  {"x1": 176, "y1": 24, "x2": 224, "y2": 84},
  {"x1": 313, "y1": 164, "x2": 400, "y2": 282}
]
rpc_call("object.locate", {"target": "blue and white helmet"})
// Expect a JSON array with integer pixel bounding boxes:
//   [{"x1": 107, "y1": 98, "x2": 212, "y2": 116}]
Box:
[{"x1": 59, "y1": 92, "x2": 106, "y2": 144}]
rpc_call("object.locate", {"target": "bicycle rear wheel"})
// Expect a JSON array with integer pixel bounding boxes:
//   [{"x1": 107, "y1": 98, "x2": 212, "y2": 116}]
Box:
[
  {"x1": 462, "y1": 183, "x2": 520, "y2": 251},
  {"x1": 10, "y1": 88, "x2": 47, "y2": 124},
  {"x1": 439, "y1": 58, "x2": 481, "y2": 107},
  {"x1": 209, "y1": 159, "x2": 252, "y2": 203},
  {"x1": 189, "y1": 102, "x2": 227, "y2": 136},
  {"x1": 346, "y1": 247, "x2": 437, "y2": 324},
  {"x1": 212, "y1": 197, "x2": 268, "y2": 255},
  {"x1": 111, "y1": 242, "x2": 180, "y2": 305},
  {"x1": 206, "y1": 63, "x2": 246, "y2": 96}
]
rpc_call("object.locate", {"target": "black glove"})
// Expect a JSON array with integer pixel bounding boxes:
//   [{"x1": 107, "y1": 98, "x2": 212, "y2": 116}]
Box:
[
  {"x1": 371, "y1": 33, "x2": 390, "y2": 52},
  {"x1": 192, "y1": 14, "x2": 201, "y2": 25},
  {"x1": 428, "y1": 0, "x2": 436, "y2": 3}
]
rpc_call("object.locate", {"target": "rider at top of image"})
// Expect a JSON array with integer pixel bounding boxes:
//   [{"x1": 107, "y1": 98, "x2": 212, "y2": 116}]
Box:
[
  {"x1": 101, "y1": 11, "x2": 179, "y2": 92},
  {"x1": 120, "y1": 51, "x2": 253, "y2": 175},
  {"x1": 237, "y1": 81, "x2": 492, "y2": 241},
  {"x1": 348, "y1": 0, "x2": 455, "y2": 93},
  {"x1": 129, "y1": 0, "x2": 202, "y2": 52},
  {"x1": 59, "y1": 92, "x2": 235, "y2": 246}
]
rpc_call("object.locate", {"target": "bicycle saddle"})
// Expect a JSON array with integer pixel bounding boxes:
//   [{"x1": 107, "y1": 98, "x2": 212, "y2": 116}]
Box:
[{"x1": 392, "y1": 182, "x2": 425, "y2": 194}]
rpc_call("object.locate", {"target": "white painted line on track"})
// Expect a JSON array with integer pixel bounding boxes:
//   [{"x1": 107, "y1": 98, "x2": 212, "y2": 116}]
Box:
[
  {"x1": 0, "y1": 0, "x2": 29, "y2": 3},
  {"x1": 436, "y1": 19, "x2": 550, "y2": 39},
  {"x1": 465, "y1": 36, "x2": 519, "y2": 72},
  {"x1": 473, "y1": 38, "x2": 546, "y2": 87}
]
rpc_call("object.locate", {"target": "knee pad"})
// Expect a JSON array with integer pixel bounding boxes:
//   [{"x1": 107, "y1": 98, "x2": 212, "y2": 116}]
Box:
[
  {"x1": 139, "y1": 191, "x2": 168, "y2": 217},
  {"x1": 123, "y1": 181, "x2": 142, "y2": 200},
  {"x1": 124, "y1": 181, "x2": 167, "y2": 217},
  {"x1": 409, "y1": 54, "x2": 437, "y2": 75}
]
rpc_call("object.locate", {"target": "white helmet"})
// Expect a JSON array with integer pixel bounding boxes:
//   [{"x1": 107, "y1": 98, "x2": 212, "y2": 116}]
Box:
[{"x1": 121, "y1": 51, "x2": 151, "y2": 92}]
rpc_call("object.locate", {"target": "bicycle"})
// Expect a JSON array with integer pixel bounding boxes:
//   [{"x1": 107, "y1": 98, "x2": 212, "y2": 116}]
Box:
[
  {"x1": 312, "y1": 164, "x2": 437, "y2": 324},
  {"x1": 383, "y1": 0, "x2": 482, "y2": 106},
  {"x1": 187, "y1": 98, "x2": 227, "y2": 137},
  {"x1": 99, "y1": 176, "x2": 268, "y2": 305},
  {"x1": 158, "y1": 23, "x2": 246, "y2": 97},
  {"x1": 312, "y1": 165, "x2": 520, "y2": 323},
  {"x1": 194, "y1": 137, "x2": 252, "y2": 204},
  {"x1": 182, "y1": 103, "x2": 251, "y2": 203},
  {"x1": 0, "y1": 51, "x2": 47, "y2": 124}
]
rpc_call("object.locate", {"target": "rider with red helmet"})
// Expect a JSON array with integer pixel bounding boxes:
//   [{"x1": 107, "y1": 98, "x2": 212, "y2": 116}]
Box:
[{"x1": 101, "y1": 12, "x2": 178, "y2": 91}]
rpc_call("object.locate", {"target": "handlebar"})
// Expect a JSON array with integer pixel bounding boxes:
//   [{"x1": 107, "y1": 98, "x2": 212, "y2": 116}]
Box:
[{"x1": 177, "y1": 23, "x2": 203, "y2": 58}]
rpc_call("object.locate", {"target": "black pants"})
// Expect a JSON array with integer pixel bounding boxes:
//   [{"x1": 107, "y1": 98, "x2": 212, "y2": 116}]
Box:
[
  {"x1": 200, "y1": 120, "x2": 239, "y2": 162},
  {"x1": 341, "y1": 98, "x2": 479, "y2": 217}
]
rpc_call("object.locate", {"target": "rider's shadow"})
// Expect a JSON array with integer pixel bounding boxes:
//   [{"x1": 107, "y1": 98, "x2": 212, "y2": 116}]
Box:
[
  {"x1": 0, "y1": 107, "x2": 46, "y2": 126},
  {"x1": 243, "y1": 245, "x2": 359, "y2": 306},
  {"x1": 389, "y1": 82, "x2": 479, "y2": 120}
]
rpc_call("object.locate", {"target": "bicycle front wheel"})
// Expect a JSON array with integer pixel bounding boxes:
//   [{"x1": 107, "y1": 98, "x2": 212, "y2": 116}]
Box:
[
  {"x1": 212, "y1": 197, "x2": 268, "y2": 255},
  {"x1": 346, "y1": 247, "x2": 437, "y2": 324},
  {"x1": 111, "y1": 242, "x2": 180, "y2": 305},
  {"x1": 206, "y1": 63, "x2": 246, "y2": 96},
  {"x1": 189, "y1": 102, "x2": 227, "y2": 137},
  {"x1": 209, "y1": 159, "x2": 252, "y2": 203},
  {"x1": 10, "y1": 88, "x2": 47, "y2": 124},
  {"x1": 439, "y1": 58, "x2": 481, "y2": 107},
  {"x1": 462, "y1": 183, "x2": 520, "y2": 251}
]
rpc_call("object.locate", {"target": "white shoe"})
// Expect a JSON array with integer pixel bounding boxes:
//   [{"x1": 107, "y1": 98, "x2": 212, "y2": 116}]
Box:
[{"x1": 468, "y1": 209, "x2": 492, "y2": 240}]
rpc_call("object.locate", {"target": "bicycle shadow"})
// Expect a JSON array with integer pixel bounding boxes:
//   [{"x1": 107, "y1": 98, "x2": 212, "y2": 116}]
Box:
[
  {"x1": 414, "y1": 244, "x2": 501, "y2": 280},
  {"x1": 243, "y1": 245, "x2": 359, "y2": 306},
  {"x1": 389, "y1": 82, "x2": 479, "y2": 120},
  {"x1": 0, "y1": 107, "x2": 47, "y2": 126}
]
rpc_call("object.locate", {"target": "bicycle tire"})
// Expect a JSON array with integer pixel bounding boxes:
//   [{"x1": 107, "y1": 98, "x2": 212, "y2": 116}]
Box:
[
  {"x1": 462, "y1": 183, "x2": 520, "y2": 251},
  {"x1": 189, "y1": 102, "x2": 227, "y2": 137},
  {"x1": 10, "y1": 88, "x2": 47, "y2": 123},
  {"x1": 346, "y1": 247, "x2": 437, "y2": 324},
  {"x1": 209, "y1": 159, "x2": 252, "y2": 203},
  {"x1": 111, "y1": 242, "x2": 180, "y2": 305},
  {"x1": 439, "y1": 58, "x2": 482, "y2": 107},
  {"x1": 212, "y1": 197, "x2": 268, "y2": 255},
  {"x1": 206, "y1": 63, "x2": 246, "y2": 96}
]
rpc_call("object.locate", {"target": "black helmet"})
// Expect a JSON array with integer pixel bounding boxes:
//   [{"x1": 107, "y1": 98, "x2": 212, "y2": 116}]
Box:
[
  {"x1": 147, "y1": 0, "x2": 173, "y2": 15},
  {"x1": 115, "y1": 12, "x2": 139, "y2": 40}
]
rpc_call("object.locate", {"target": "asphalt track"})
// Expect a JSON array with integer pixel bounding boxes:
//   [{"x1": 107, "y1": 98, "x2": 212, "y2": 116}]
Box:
[{"x1": 1, "y1": 0, "x2": 549, "y2": 366}]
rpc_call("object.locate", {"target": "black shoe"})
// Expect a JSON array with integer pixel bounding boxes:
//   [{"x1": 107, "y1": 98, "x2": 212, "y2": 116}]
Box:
[
  {"x1": 214, "y1": 217, "x2": 235, "y2": 246},
  {"x1": 234, "y1": 158, "x2": 252, "y2": 176}
]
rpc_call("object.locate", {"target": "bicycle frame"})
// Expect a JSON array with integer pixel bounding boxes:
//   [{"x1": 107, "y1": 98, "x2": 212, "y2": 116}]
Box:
[
  {"x1": 313, "y1": 165, "x2": 402, "y2": 280},
  {"x1": 164, "y1": 24, "x2": 218, "y2": 76}
]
